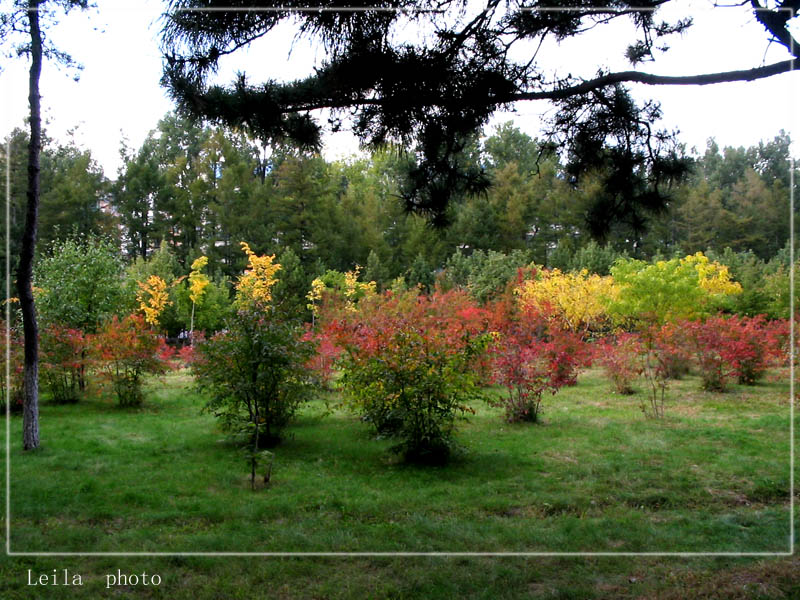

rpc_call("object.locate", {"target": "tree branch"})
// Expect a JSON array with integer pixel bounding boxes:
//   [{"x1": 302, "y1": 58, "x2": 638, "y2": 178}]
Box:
[
  {"x1": 507, "y1": 59, "x2": 795, "y2": 102},
  {"x1": 271, "y1": 59, "x2": 795, "y2": 113}
]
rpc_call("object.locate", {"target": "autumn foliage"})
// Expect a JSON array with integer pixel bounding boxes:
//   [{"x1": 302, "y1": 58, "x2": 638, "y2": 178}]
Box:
[
  {"x1": 40, "y1": 324, "x2": 87, "y2": 404},
  {"x1": 193, "y1": 244, "x2": 314, "y2": 452},
  {"x1": 682, "y1": 315, "x2": 787, "y2": 391},
  {"x1": 595, "y1": 333, "x2": 643, "y2": 395},
  {"x1": 322, "y1": 288, "x2": 490, "y2": 462},
  {"x1": 486, "y1": 299, "x2": 591, "y2": 422},
  {"x1": 234, "y1": 242, "x2": 281, "y2": 310},
  {"x1": 515, "y1": 267, "x2": 617, "y2": 336},
  {"x1": 136, "y1": 275, "x2": 171, "y2": 327},
  {"x1": 0, "y1": 321, "x2": 24, "y2": 413},
  {"x1": 92, "y1": 314, "x2": 170, "y2": 406}
]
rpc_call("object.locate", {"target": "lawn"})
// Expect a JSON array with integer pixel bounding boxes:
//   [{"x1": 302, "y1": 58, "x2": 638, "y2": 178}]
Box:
[{"x1": 1, "y1": 368, "x2": 797, "y2": 598}]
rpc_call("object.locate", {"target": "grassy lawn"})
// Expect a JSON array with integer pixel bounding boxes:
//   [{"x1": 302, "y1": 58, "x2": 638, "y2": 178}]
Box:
[{"x1": 1, "y1": 368, "x2": 797, "y2": 598}]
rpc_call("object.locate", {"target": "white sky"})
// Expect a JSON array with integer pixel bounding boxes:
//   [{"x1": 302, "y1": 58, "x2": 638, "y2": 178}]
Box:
[{"x1": 0, "y1": 0, "x2": 798, "y2": 179}]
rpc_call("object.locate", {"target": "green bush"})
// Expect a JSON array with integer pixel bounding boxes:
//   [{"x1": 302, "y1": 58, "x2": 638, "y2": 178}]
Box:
[{"x1": 192, "y1": 309, "x2": 315, "y2": 447}]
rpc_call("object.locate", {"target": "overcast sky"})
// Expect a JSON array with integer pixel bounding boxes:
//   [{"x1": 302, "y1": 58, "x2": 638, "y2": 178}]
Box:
[{"x1": 1, "y1": 0, "x2": 798, "y2": 179}]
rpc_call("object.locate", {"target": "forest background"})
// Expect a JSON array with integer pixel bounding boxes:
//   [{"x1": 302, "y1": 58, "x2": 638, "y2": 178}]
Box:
[{"x1": 1, "y1": 116, "x2": 796, "y2": 335}]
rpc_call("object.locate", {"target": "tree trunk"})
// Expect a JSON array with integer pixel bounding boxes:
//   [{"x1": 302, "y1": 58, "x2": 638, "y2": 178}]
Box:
[
  {"x1": 17, "y1": 0, "x2": 42, "y2": 451},
  {"x1": 189, "y1": 301, "x2": 195, "y2": 345}
]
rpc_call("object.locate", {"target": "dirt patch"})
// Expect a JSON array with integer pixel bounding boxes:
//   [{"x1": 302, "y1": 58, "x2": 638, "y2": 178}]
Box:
[
  {"x1": 542, "y1": 451, "x2": 579, "y2": 464},
  {"x1": 650, "y1": 557, "x2": 799, "y2": 600}
]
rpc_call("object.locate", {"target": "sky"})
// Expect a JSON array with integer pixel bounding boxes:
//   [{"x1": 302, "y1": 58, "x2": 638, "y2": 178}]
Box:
[{"x1": 0, "y1": 0, "x2": 798, "y2": 180}]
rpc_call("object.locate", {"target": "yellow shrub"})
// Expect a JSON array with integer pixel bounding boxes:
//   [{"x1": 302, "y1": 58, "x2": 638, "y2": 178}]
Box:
[{"x1": 516, "y1": 268, "x2": 618, "y2": 335}]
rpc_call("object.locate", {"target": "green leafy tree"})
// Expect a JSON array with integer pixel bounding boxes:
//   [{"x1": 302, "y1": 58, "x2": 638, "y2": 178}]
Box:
[
  {"x1": 35, "y1": 234, "x2": 126, "y2": 330},
  {"x1": 406, "y1": 253, "x2": 434, "y2": 293},
  {"x1": 172, "y1": 275, "x2": 232, "y2": 336},
  {"x1": 200, "y1": 128, "x2": 271, "y2": 277},
  {"x1": 467, "y1": 249, "x2": 532, "y2": 304},
  {"x1": 705, "y1": 247, "x2": 773, "y2": 316},
  {"x1": 363, "y1": 249, "x2": 390, "y2": 291},
  {"x1": 35, "y1": 234, "x2": 125, "y2": 391},
  {"x1": 193, "y1": 310, "x2": 315, "y2": 448},
  {"x1": 483, "y1": 122, "x2": 543, "y2": 176},
  {"x1": 609, "y1": 253, "x2": 742, "y2": 326},
  {"x1": 568, "y1": 241, "x2": 628, "y2": 276},
  {"x1": 268, "y1": 154, "x2": 343, "y2": 268},
  {"x1": 39, "y1": 134, "x2": 116, "y2": 247},
  {"x1": 0, "y1": 128, "x2": 29, "y2": 294},
  {"x1": 271, "y1": 247, "x2": 311, "y2": 318},
  {"x1": 123, "y1": 240, "x2": 183, "y2": 334},
  {"x1": 113, "y1": 136, "x2": 166, "y2": 259}
]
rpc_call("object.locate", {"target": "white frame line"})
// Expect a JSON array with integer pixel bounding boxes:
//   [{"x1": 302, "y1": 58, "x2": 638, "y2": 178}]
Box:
[{"x1": 4, "y1": 4, "x2": 796, "y2": 558}]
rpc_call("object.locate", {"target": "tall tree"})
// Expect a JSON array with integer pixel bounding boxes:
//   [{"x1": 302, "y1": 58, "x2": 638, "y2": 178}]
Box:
[
  {"x1": 39, "y1": 133, "x2": 116, "y2": 246},
  {"x1": 160, "y1": 1, "x2": 799, "y2": 238},
  {"x1": 2, "y1": 127, "x2": 116, "y2": 282},
  {"x1": 114, "y1": 137, "x2": 165, "y2": 259},
  {"x1": 1, "y1": 0, "x2": 91, "y2": 450},
  {"x1": 19, "y1": 0, "x2": 43, "y2": 450}
]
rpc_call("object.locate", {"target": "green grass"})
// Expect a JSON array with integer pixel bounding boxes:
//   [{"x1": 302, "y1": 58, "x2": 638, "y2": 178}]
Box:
[{"x1": 1, "y1": 367, "x2": 797, "y2": 598}]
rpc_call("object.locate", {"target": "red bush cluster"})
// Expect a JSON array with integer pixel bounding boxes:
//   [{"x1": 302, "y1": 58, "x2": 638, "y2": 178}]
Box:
[
  {"x1": 310, "y1": 287, "x2": 591, "y2": 426},
  {"x1": 40, "y1": 324, "x2": 87, "y2": 403},
  {"x1": 0, "y1": 321, "x2": 24, "y2": 412},
  {"x1": 682, "y1": 315, "x2": 787, "y2": 391},
  {"x1": 595, "y1": 315, "x2": 789, "y2": 396},
  {"x1": 92, "y1": 314, "x2": 171, "y2": 405}
]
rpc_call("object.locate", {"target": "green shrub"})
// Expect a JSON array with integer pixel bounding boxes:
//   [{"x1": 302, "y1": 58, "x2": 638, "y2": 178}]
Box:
[
  {"x1": 192, "y1": 309, "x2": 315, "y2": 447},
  {"x1": 35, "y1": 234, "x2": 125, "y2": 333}
]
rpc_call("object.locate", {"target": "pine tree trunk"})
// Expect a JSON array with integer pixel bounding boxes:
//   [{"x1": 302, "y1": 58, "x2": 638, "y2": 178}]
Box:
[{"x1": 18, "y1": 0, "x2": 42, "y2": 451}]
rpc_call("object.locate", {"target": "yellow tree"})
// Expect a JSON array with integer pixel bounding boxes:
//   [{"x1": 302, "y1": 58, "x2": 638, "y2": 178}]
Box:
[
  {"x1": 188, "y1": 256, "x2": 210, "y2": 342},
  {"x1": 235, "y1": 242, "x2": 281, "y2": 310},
  {"x1": 136, "y1": 275, "x2": 171, "y2": 327},
  {"x1": 306, "y1": 266, "x2": 377, "y2": 324}
]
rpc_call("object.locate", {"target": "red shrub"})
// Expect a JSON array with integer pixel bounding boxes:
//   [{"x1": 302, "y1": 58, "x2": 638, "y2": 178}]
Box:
[
  {"x1": 324, "y1": 289, "x2": 490, "y2": 462},
  {"x1": 682, "y1": 315, "x2": 785, "y2": 391},
  {"x1": 302, "y1": 327, "x2": 342, "y2": 389},
  {"x1": 40, "y1": 324, "x2": 87, "y2": 403},
  {"x1": 91, "y1": 314, "x2": 169, "y2": 406},
  {"x1": 682, "y1": 317, "x2": 732, "y2": 392},
  {"x1": 157, "y1": 338, "x2": 177, "y2": 363},
  {"x1": 596, "y1": 333, "x2": 643, "y2": 394},
  {"x1": 0, "y1": 321, "x2": 24, "y2": 412},
  {"x1": 486, "y1": 300, "x2": 590, "y2": 422},
  {"x1": 720, "y1": 315, "x2": 787, "y2": 385},
  {"x1": 490, "y1": 334, "x2": 558, "y2": 423},
  {"x1": 543, "y1": 328, "x2": 593, "y2": 387}
]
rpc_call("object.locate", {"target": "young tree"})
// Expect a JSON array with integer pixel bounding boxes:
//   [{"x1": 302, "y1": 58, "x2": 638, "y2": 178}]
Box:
[
  {"x1": 187, "y1": 256, "x2": 210, "y2": 340},
  {"x1": 35, "y1": 235, "x2": 125, "y2": 333}
]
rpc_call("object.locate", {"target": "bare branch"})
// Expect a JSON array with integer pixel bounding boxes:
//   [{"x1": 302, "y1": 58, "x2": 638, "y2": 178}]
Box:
[{"x1": 506, "y1": 59, "x2": 795, "y2": 103}]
